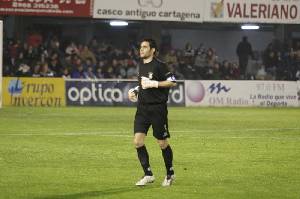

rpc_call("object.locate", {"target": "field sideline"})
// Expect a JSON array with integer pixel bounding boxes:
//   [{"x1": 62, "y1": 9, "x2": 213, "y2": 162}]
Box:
[{"x1": 0, "y1": 107, "x2": 300, "y2": 199}]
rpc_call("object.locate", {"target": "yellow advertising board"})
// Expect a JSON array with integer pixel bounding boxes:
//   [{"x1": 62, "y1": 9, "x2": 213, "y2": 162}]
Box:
[{"x1": 3, "y1": 77, "x2": 65, "y2": 107}]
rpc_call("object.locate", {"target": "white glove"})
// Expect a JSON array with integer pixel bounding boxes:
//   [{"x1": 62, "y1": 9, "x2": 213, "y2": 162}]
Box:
[
  {"x1": 128, "y1": 86, "x2": 139, "y2": 102},
  {"x1": 141, "y1": 76, "x2": 158, "y2": 89}
]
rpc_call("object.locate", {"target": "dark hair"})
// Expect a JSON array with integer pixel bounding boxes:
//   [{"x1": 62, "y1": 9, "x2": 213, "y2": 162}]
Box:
[{"x1": 141, "y1": 38, "x2": 157, "y2": 51}]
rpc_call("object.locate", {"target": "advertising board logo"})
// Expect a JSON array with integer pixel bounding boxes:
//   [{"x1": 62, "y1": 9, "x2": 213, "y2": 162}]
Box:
[
  {"x1": 208, "y1": 82, "x2": 231, "y2": 94},
  {"x1": 186, "y1": 81, "x2": 205, "y2": 103},
  {"x1": 8, "y1": 79, "x2": 23, "y2": 96},
  {"x1": 138, "y1": 0, "x2": 163, "y2": 8},
  {"x1": 168, "y1": 84, "x2": 184, "y2": 104},
  {"x1": 67, "y1": 83, "x2": 123, "y2": 105},
  {"x1": 211, "y1": 0, "x2": 224, "y2": 18}
]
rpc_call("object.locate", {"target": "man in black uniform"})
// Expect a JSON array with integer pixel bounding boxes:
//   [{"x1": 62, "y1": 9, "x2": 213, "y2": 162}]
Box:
[{"x1": 128, "y1": 38, "x2": 176, "y2": 186}]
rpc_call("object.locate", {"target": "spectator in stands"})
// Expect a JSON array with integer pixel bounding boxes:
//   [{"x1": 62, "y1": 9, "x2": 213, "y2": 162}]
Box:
[
  {"x1": 32, "y1": 63, "x2": 41, "y2": 77},
  {"x1": 89, "y1": 37, "x2": 99, "y2": 53},
  {"x1": 65, "y1": 41, "x2": 79, "y2": 56},
  {"x1": 84, "y1": 66, "x2": 97, "y2": 79},
  {"x1": 48, "y1": 36, "x2": 61, "y2": 55},
  {"x1": 71, "y1": 64, "x2": 85, "y2": 79},
  {"x1": 119, "y1": 59, "x2": 129, "y2": 79},
  {"x1": 4, "y1": 30, "x2": 298, "y2": 81},
  {"x1": 193, "y1": 49, "x2": 207, "y2": 79},
  {"x1": 95, "y1": 67, "x2": 104, "y2": 79},
  {"x1": 111, "y1": 58, "x2": 121, "y2": 77},
  {"x1": 63, "y1": 55, "x2": 73, "y2": 69},
  {"x1": 194, "y1": 50, "x2": 206, "y2": 68},
  {"x1": 102, "y1": 60, "x2": 116, "y2": 79},
  {"x1": 206, "y1": 48, "x2": 217, "y2": 68},
  {"x1": 26, "y1": 30, "x2": 43, "y2": 48},
  {"x1": 126, "y1": 62, "x2": 137, "y2": 79},
  {"x1": 236, "y1": 36, "x2": 253, "y2": 78},
  {"x1": 62, "y1": 67, "x2": 71, "y2": 79},
  {"x1": 83, "y1": 58, "x2": 95, "y2": 71},
  {"x1": 211, "y1": 62, "x2": 222, "y2": 80},
  {"x1": 80, "y1": 45, "x2": 97, "y2": 65},
  {"x1": 40, "y1": 62, "x2": 54, "y2": 77},
  {"x1": 256, "y1": 65, "x2": 266, "y2": 80},
  {"x1": 8, "y1": 40, "x2": 21, "y2": 67},
  {"x1": 184, "y1": 42, "x2": 195, "y2": 57},
  {"x1": 230, "y1": 62, "x2": 241, "y2": 80},
  {"x1": 16, "y1": 63, "x2": 31, "y2": 77},
  {"x1": 49, "y1": 53, "x2": 62, "y2": 76},
  {"x1": 163, "y1": 49, "x2": 178, "y2": 65},
  {"x1": 221, "y1": 60, "x2": 231, "y2": 80},
  {"x1": 264, "y1": 49, "x2": 280, "y2": 78}
]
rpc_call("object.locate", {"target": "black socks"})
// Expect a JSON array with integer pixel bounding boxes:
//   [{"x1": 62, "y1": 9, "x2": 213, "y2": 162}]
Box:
[
  {"x1": 136, "y1": 144, "x2": 174, "y2": 176},
  {"x1": 161, "y1": 145, "x2": 174, "y2": 176},
  {"x1": 136, "y1": 145, "x2": 153, "y2": 176}
]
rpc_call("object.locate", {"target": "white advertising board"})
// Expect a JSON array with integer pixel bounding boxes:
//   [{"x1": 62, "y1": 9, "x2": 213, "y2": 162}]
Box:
[
  {"x1": 297, "y1": 81, "x2": 300, "y2": 107},
  {"x1": 185, "y1": 80, "x2": 298, "y2": 107},
  {"x1": 204, "y1": 0, "x2": 300, "y2": 24},
  {"x1": 93, "y1": 0, "x2": 203, "y2": 22}
]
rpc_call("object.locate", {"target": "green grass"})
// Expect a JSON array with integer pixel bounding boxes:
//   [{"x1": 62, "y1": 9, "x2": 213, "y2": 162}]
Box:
[{"x1": 0, "y1": 107, "x2": 300, "y2": 199}]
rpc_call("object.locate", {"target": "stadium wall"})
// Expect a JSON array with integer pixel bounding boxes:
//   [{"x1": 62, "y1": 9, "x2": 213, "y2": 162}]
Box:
[{"x1": 2, "y1": 78, "x2": 299, "y2": 107}]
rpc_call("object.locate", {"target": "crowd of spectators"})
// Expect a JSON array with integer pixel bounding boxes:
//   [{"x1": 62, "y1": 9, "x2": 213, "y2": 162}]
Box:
[
  {"x1": 2, "y1": 30, "x2": 300, "y2": 81},
  {"x1": 3, "y1": 31, "x2": 140, "y2": 80}
]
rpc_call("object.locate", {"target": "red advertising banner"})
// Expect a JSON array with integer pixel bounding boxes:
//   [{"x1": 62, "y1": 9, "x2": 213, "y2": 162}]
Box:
[{"x1": 0, "y1": 0, "x2": 92, "y2": 17}]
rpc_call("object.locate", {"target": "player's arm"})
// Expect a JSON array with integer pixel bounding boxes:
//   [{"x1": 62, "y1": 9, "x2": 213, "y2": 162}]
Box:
[
  {"x1": 141, "y1": 76, "x2": 176, "y2": 89},
  {"x1": 157, "y1": 79, "x2": 176, "y2": 88}
]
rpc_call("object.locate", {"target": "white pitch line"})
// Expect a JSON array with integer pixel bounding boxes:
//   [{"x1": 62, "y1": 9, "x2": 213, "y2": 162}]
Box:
[
  {"x1": 0, "y1": 132, "x2": 131, "y2": 137},
  {"x1": 1, "y1": 133, "x2": 300, "y2": 140},
  {"x1": 173, "y1": 127, "x2": 300, "y2": 133},
  {"x1": 1, "y1": 127, "x2": 300, "y2": 140},
  {"x1": 2, "y1": 127, "x2": 299, "y2": 134}
]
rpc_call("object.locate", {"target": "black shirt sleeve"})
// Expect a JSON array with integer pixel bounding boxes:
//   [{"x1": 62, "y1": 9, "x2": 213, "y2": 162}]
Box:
[{"x1": 158, "y1": 62, "x2": 176, "y2": 82}]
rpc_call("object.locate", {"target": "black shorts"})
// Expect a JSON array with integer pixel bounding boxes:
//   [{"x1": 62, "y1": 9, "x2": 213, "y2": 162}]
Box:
[{"x1": 134, "y1": 103, "x2": 170, "y2": 140}]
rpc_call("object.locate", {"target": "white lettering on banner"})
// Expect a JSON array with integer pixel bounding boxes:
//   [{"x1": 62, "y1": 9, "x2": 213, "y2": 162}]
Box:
[
  {"x1": 9, "y1": 0, "x2": 78, "y2": 4},
  {"x1": 169, "y1": 85, "x2": 184, "y2": 104},
  {"x1": 68, "y1": 84, "x2": 123, "y2": 105},
  {"x1": 6, "y1": 0, "x2": 87, "y2": 12}
]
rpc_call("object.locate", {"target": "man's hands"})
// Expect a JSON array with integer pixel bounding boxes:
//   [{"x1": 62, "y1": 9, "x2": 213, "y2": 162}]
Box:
[
  {"x1": 128, "y1": 86, "x2": 139, "y2": 102},
  {"x1": 141, "y1": 76, "x2": 159, "y2": 89}
]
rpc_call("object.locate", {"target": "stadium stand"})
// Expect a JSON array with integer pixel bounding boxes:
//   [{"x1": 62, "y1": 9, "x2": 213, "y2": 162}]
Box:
[{"x1": 3, "y1": 30, "x2": 300, "y2": 80}]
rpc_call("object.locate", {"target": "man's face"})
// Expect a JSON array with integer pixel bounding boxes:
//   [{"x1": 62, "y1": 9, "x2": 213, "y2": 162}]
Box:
[{"x1": 140, "y1": 41, "x2": 154, "y2": 59}]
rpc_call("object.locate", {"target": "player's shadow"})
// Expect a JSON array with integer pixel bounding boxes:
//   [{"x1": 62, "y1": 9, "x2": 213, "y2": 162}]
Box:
[{"x1": 33, "y1": 186, "x2": 156, "y2": 199}]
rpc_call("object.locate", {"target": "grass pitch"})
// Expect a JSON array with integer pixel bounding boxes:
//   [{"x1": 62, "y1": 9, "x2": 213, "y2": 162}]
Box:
[{"x1": 0, "y1": 107, "x2": 300, "y2": 199}]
